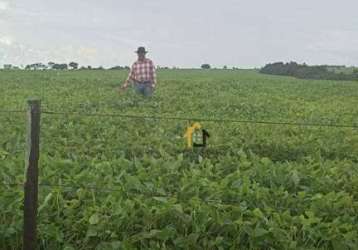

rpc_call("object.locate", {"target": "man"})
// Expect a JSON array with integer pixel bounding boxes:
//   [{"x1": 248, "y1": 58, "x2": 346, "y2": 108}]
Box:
[{"x1": 121, "y1": 47, "x2": 157, "y2": 97}]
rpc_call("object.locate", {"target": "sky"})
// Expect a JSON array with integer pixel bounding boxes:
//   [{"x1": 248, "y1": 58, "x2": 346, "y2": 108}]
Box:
[{"x1": 0, "y1": 0, "x2": 358, "y2": 68}]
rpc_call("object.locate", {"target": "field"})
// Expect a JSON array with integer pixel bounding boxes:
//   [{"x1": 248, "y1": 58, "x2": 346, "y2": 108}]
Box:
[{"x1": 1, "y1": 69, "x2": 358, "y2": 249}]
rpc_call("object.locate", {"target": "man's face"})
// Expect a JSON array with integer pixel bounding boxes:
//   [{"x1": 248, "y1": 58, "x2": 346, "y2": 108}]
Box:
[{"x1": 137, "y1": 52, "x2": 146, "y2": 61}]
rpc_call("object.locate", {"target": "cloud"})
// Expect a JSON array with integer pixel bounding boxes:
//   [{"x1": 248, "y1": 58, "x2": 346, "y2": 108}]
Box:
[
  {"x1": 0, "y1": 1, "x2": 9, "y2": 11},
  {"x1": 0, "y1": 35, "x2": 13, "y2": 46},
  {"x1": 78, "y1": 47, "x2": 97, "y2": 59},
  {"x1": 1, "y1": 0, "x2": 358, "y2": 67}
]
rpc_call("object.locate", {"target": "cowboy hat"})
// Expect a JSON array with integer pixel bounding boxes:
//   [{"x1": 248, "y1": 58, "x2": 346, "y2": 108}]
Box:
[{"x1": 135, "y1": 47, "x2": 148, "y2": 54}]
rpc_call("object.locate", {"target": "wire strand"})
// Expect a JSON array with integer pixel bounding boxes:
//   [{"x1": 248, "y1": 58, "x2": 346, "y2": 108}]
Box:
[
  {"x1": 42, "y1": 110, "x2": 358, "y2": 129},
  {"x1": 1, "y1": 107, "x2": 356, "y2": 129},
  {"x1": 0, "y1": 109, "x2": 26, "y2": 114}
]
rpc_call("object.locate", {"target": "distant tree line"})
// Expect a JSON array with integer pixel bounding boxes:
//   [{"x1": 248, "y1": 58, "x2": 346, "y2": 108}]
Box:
[
  {"x1": 201, "y1": 64, "x2": 241, "y2": 70},
  {"x1": 1, "y1": 62, "x2": 130, "y2": 71},
  {"x1": 108, "y1": 66, "x2": 130, "y2": 70},
  {"x1": 2, "y1": 63, "x2": 180, "y2": 71},
  {"x1": 2, "y1": 63, "x2": 243, "y2": 71},
  {"x1": 260, "y1": 62, "x2": 358, "y2": 81},
  {"x1": 3, "y1": 64, "x2": 20, "y2": 70}
]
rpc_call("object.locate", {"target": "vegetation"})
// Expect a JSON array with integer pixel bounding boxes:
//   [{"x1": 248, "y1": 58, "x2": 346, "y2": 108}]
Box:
[
  {"x1": 109, "y1": 66, "x2": 130, "y2": 70},
  {"x1": 201, "y1": 64, "x2": 211, "y2": 69},
  {"x1": 260, "y1": 62, "x2": 358, "y2": 81},
  {"x1": 1, "y1": 69, "x2": 358, "y2": 249},
  {"x1": 69, "y1": 62, "x2": 79, "y2": 70}
]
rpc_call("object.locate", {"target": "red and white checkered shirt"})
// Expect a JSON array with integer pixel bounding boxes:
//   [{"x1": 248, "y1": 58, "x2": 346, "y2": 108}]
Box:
[{"x1": 127, "y1": 58, "x2": 157, "y2": 86}]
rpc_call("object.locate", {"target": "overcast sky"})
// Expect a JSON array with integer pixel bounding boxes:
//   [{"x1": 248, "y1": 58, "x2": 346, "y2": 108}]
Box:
[{"x1": 0, "y1": 0, "x2": 357, "y2": 68}]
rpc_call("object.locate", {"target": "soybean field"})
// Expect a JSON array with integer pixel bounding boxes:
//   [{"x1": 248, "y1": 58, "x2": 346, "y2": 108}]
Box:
[{"x1": 1, "y1": 69, "x2": 358, "y2": 249}]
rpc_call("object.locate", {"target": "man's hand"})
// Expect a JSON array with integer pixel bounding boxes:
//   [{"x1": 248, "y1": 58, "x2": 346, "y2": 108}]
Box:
[{"x1": 119, "y1": 82, "x2": 128, "y2": 92}]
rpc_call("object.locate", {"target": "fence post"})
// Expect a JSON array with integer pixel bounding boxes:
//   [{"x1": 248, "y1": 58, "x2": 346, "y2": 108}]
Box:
[{"x1": 23, "y1": 100, "x2": 41, "y2": 250}]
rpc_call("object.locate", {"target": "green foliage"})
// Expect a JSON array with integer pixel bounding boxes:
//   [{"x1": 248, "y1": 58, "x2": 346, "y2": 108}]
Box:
[
  {"x1": 201, "y1": 64, "x2": 211, "y2": 69},
  {"x1": 0, "y1": 69, "x2": 358, "y2": 249},
  {"x1": 260, "y1": 62, "x2": 358, "y2": 81},
  {"x1": 69, "y1": 62, "x2": 79, "y2": 70}
]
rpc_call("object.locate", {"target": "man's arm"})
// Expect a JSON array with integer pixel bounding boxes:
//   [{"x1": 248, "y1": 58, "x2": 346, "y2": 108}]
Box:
[
  {"x1": 122, "y1": 64, "x2": 135, "y2": 88},
  {"x1": 151, "y1": 62, "x2": 157, "y2": 88}
]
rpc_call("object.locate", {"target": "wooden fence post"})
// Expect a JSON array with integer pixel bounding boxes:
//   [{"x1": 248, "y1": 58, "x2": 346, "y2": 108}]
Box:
[{"x1": 23, "y1": 100, "x2": 41, "y2": 250}]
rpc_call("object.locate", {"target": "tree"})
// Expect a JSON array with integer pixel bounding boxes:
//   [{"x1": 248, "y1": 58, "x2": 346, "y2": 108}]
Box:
[
  {"x1": 52, "y1": 63, "x2": 68, "y2": 70},
  {"x1": 223, "y1": 65, "x2": 228, "y2": 70},
  {"x1": 201, "y1": 64, "x2": 211, "y2": 69},
  {"x1": 109, "y1": 66, "x2": 125, "y2": 70},
  {"x1": 69, "y1": 62, "x2": 79, "y2": 70},
  {"x1": 48, "y1": 62, "x2": 55, "y2": 69},
  {"x1": 3, "y1": 64, "x2": 12, "y2": 70},
  {"x1": 25, "y1": 63, "x2": 47, "y2": 70}
]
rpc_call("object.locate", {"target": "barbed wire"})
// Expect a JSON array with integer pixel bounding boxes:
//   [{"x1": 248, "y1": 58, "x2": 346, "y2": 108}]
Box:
[
  {"x1": 1, "y1": 103, "x2": 357, "y2": 130},
  {"x1": 41, "y1": 110, "x2": 358, "y2": 129},
  {"x1": 0, "y1": 108, "x2": 357, "y2": 129},
  {"x1": 0, "y1": 109, "x2": 26, "y2": 114}
]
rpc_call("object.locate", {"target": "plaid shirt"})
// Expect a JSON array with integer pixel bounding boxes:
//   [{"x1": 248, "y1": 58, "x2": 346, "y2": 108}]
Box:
[{"x1": 127, "y1": 58, "x2": 157, "y2": 87}]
